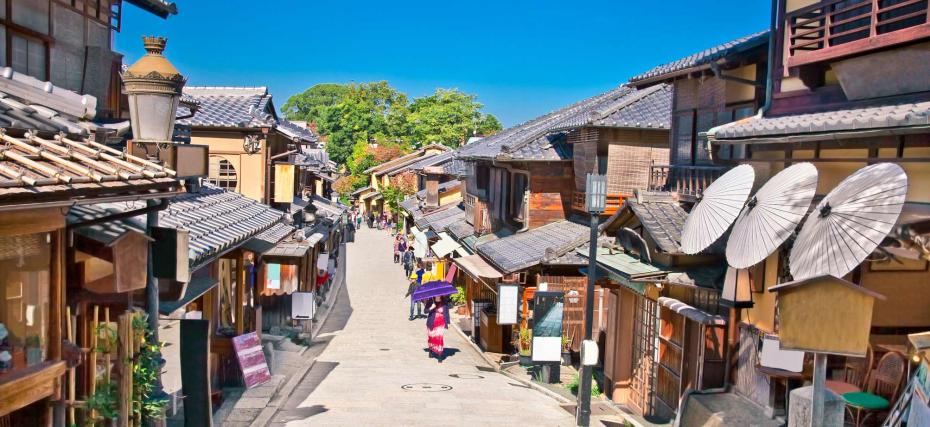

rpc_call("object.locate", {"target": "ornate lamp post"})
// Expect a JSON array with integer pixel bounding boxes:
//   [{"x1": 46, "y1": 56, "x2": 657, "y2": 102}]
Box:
[{"x1": 122, "y1": 36, "x2": 186, "y2": 424}]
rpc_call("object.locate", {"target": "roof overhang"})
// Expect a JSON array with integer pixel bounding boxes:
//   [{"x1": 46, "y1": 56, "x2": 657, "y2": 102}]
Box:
[{"x1": 125, "y1": 0, "x2": 178, "y2": 18}]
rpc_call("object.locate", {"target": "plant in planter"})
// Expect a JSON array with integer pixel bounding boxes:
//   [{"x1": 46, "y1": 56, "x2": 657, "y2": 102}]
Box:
[
  {"x1": 130, "y1": 311, "x2": 169, "y2": 422},
  {"x1": 450, "y1": 286, "x2": 467, "y2": 314},
  {"x1": 561, "y1": 335, "x2": 573, "y2": 366},
  {"x1": 517, "y1": 327, "x2": 532, "y2": 365},
  {"x1": 566, "y1": 372, "x2": 601, "y2": 397}
]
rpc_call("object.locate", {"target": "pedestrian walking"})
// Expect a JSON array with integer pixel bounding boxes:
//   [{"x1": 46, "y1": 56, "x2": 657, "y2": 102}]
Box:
[
  {"x1": 393, "y1": 235, "x2": 403, "y2": 263},
  {"x1": 368, "y1": 212, "x2": 375, "y2": 229},
  {"x1": 402, "y1": 246, "x2": 415, "y2": 278},
  {"x1": 424, "y1": 296, "x2": 449, "y2": 362},
  {"x1": 355, "y1": 213, "x2": 362, "y2": 230}
]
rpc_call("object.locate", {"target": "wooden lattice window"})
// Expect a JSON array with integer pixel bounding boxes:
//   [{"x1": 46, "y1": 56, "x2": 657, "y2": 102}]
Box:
[{"x1": 207, "y1": 156, "x2": 238, "y2": 190}]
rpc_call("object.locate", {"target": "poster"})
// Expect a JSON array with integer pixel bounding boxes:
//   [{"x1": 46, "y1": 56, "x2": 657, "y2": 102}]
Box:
[
  {"x1": 497, "y1": 284, "x2": 519, "y2": 325},
  {"x1": 231, "y1": 332, "x2": 271, "y2": 389},
  {"x1": 532, "y1": 291, "x2": 563, "y2": 363},
  {"x1": 266, "y1": 263, "x2": 281, "y2": 290}
]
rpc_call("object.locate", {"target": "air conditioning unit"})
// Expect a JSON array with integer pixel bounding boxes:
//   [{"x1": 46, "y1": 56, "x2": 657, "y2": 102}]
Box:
[{"x1": 501, "y1": 272, "x2": 527, "y2": 284}]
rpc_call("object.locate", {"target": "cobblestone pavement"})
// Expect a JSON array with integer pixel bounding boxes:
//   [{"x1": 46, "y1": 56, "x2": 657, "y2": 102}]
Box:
[{"x1": 268, "y1": 226, "x2": 577, "y2": 426}]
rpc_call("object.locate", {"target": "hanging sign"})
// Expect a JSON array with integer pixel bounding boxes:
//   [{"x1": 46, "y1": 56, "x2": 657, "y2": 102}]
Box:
[
  {"x1": 232, "y1": 332, "x2": 271, "y2": 389},
  {"x1": 292, "y1": 292, "x2": 315, "y2": 320},
  {"x1": 497, "y1": 284, "x2": 519, "y2": 325},
  {"x1": 532, "y1": 291, "x2": 564, "y2": 363}
]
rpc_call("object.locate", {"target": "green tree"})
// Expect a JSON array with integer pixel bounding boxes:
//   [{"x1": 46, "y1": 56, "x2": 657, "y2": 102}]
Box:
[
  {"x1": 281, "y1": 83, "x2": 350, "y2": 133},
  {"x1": 407, "y1": 88, "x2": 503, "y2": 148}
]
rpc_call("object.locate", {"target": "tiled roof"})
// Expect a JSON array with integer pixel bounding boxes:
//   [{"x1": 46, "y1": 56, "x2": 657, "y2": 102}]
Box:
[
  {"x1": 310, "y1": 195, "x2": 347, "y2": 219},
  {"x1": 414, "y1": 179, "x2": 461, "y2": 199},
  {"x1": 629, "y1": 31, "x2": 770, "y2": 84},
  {"x1": 415, "y1": 205, "x2": 464, "y2": 231},
  {"x1": 276, "y1": 118, "x2": 318, "y2": 143},
  {"x1": 125, "y1": 0, "x2": 177, "y2": 18},
  {"x1": 293, "y1": 147, "x2": 331, "y2": 170},
  {"x1": 364, "y1": 143, "x2": 451, "y2": 175},
  {"x1": 461, "y1": 84, "x2": 672, "y2": 162},
  {"x1": 178, "y1": 86, "x2": 275, "y2": 128},
  {"x1": 626, "y1": 198, "x2": 688, "y2": 254},
  {"x1": 66, "y1": 185, "x2": 284, "y2": 271},
  {"x1": 476, "y1": 220, "x2": 590, "y2": 273},
  {"x1": 0, "y1": 133, "x2": 178, "y2": 205},
  {"x1": 243, "y1": 222, "x2": 296, "y2": 254},
  {"x1": 404, "y1": 151, "x2": 456, "y2": 173},
  {"x1": 708, "y1": 100, "x2": 930, "y2": 142},
  {"x1": 447, "y1": 219, "x2": 475, "y2": 240}
]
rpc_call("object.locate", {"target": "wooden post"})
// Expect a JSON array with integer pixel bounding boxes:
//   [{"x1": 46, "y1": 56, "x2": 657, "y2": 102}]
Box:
[
  {"x1": 810, "y1": 353, "x2": 827, "y2": 427},
  {"x1": 89, "y1": 305, "x2": 99, "y2": 424},
  {"x1": 66, "y1": 307, "x2": 75, "y2": 426},
  {"x1": 236, "y1": 252, "x2": 246, "y2": 336}
]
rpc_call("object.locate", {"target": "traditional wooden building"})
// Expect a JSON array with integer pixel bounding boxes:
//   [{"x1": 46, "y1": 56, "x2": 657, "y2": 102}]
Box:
[
  {"x1": 631, "y1": 31, "x2": 770, "y2": 203},
  {"x1": 177, "y1": 86, "x2": 318, "y2": 206},
  {"x1": 0, "y1": 73, "x2": 181, "y2": 422},
  {"x1": 357, "y1": 143, "x2": 450, "y2": 215},
  {"x1": 698, "y1": 1, "x2": 930, "y2": 419}
]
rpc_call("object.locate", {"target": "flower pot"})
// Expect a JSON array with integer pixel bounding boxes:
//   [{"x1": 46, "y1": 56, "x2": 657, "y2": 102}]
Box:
[
  {"x1": 561, "y1": 352, "x2": 572, "y2": 366},
  {"x1": 519, "y1": 354, "x2": 532, "y2": 366},
  {"x1": 456, "y1": 306, "x2": 467, "y2": 315}
]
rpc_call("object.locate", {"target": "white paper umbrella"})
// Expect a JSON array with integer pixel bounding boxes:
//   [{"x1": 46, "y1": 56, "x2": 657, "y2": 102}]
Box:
[
  {"x1": 681, "y1": 164, "x2": 755, "y2": 255},
  {"x1": 726, "y1": 163, "x2": 819, "y2": 269},
  {"x1": 790, "y1": 163, "x2": 908, "y2": 281}
]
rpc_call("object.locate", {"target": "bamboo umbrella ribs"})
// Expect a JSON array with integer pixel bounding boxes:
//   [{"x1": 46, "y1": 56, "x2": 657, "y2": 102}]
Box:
[
  {"x1": 681, "y1": 164, "x2": 755, "y2": 255},
  {"x1": 727, "y1": 163, "x2": 819, "y2": 269},
  {"x1": 789, "y1": 163, "x2": 908, "y2": 281}
]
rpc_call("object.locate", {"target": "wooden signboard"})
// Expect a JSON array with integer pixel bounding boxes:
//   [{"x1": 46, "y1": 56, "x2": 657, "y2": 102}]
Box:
[
  {"x1": 274, "y1": 164, "x2": 296, "y2": 203},
  {"x1": 231, "y1": 332, "x2": 272, "y2": 389}
]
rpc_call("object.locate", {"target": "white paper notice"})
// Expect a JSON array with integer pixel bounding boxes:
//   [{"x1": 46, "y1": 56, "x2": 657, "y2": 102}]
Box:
[
  {"x1": 497, "y1": 284, "x2": 519, "y2": 325},
  {"x1": 25, "y1": 305, "x2": 35, "y2": 326},
  {"x1": 759, "y1": 335, "x2": 805, "y2": 372}
]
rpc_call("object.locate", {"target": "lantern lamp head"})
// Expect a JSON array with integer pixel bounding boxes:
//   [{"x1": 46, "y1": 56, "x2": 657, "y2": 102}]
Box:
[{"x1": 121, "y1": 36, "x2": 186, "y2": 144}]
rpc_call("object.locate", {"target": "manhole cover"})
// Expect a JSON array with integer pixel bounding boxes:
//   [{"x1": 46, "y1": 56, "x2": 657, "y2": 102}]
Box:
[
  {"x1": 449, "y1": 374, "x2": 484, "y2": 379},
  {"x1": 401, "y1": 383, "x2": 453, "y2": 392}
]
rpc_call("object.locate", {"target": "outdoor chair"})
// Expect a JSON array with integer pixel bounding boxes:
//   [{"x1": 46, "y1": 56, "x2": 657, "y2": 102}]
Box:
[
  {"x1": 842, "y1": 351, "x2": 906, "y2": 427},
  {"x1": 827, "y1": 344, "x2": 873, "y2": 396}
]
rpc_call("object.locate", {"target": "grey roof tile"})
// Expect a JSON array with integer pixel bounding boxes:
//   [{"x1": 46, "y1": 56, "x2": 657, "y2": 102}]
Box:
[
  {"x1": 630, "y1": 31, "x2": 769, "y2": 83},
  {"x1": 178, "y1": 86, "x2": 275, "y2": 128},
  {"x1": 476, "y1": 220, "x2": 590, "y2": 273},
  {"x1": 710, "y1": 100, "x2": 930, "y2": 141},
  {"x1": 460, "y1": 84, "x2": 671, "y2": 162},
  {"x1": 627, "y1": 199, "x2": 688, "y2": 254},
  {"x1": 415, "y1": 205, "x2": 464, "y2": 231},
  {"x1": 447, "y1": 219, "x2": 475, "y2": 240},
  {"x1": 67, "y1": 184, "x2": 285, "y2": 271},
  {"x1": 276, "y1": 118, "x2": 318, "y2": 143}
]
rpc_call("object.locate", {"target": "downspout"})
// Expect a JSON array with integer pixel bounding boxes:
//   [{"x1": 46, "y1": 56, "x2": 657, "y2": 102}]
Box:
[{"x1": 763, "y1": 0, "x2": 780, "y2": 115}]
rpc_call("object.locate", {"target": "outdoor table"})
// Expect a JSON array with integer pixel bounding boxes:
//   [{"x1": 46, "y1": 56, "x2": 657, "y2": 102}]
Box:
[
  {"x1": 756, "y1": 365, "x2": 806, "y2": 416},
  {"x1": 825, "y1": 379, "x2": 861, "y2": 395}
]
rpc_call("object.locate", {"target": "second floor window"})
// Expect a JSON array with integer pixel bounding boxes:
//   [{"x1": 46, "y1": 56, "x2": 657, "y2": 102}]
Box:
[{"x1": 207, "y1": 157, "x2": 238, "y2": 190}]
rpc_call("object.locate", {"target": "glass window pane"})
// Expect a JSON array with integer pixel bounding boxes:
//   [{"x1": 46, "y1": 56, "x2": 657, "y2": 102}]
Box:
[
  {"x1": 27, "y1": 39, "x2": 46, "y2": 80},
  {"x1": 11, "y1": 0, "x2": 50, "y2": 34},
  {"x1": 0, "y1": 233, "x2": 51, "y2": 375}
]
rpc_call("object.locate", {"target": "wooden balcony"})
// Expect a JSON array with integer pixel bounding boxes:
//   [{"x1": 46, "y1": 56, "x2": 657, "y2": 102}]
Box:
[
  {"x1": 648, "y1": 165, "x2": 728, "y2": 202},
  {"x1": 571, "y1": 192, "x2": 625, "y2": 216},
  {"x1": 787, "y1": 0, "x2": 930, "y2": 68}
]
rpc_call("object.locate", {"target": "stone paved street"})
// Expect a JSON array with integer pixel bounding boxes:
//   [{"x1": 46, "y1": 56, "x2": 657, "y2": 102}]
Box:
[{"x1": 268, "y1": 226, "x2": 577, "y2": 426}]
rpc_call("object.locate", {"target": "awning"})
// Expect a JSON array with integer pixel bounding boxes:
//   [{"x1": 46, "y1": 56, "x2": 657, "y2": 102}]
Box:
[
  {"x1": 454, "y1": 247, "x2": 472, "y2": 257},
  {"x1": 657, "y1": 297, "x2": 726, "y2": 326},
  {"x1": 160, "y1": 275, "x2": 219, "y2": 315},
  {"x1": 454, "y1": 254, "x2": 503, "y2": 279},
  {"x1": 579, "y1": 247, "x2": 668, "y2": 294},
  {"x1": 264, "y1": 240, "x2": 312, "y2": 258},
  {"x1": 431, "y1": 232, "x2": 461, "y2": 258},
  {"x1": 243, "y1": 223, "x2": 295, "y2": 254}
]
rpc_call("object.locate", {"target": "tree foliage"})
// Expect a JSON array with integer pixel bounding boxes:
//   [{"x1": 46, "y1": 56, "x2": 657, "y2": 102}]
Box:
[
  {"x1": 407, "y1": 88, "x2": 502, "y2": 147},
  {"x1": 284, "y1": 82, "x2": 501, "y2": 165}
]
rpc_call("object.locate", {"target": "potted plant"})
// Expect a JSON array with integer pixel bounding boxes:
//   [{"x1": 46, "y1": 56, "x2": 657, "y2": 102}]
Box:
[
  {"x1": 561, "y1": 335, "x2": 573, "y2": 366},
  {"x1": 517, "y1": 327, "x2": 532, "y2": 366}
]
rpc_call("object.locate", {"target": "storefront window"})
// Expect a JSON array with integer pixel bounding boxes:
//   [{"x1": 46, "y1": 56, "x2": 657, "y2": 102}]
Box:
[{"x1": 0, "y1": 233, "x2": 51, "y2": 375}]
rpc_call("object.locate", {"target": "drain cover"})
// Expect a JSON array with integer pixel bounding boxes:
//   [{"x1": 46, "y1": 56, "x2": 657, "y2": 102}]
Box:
[
  {"x1": 401, "y1": 383, "x2": 453, "y2": 392},
  {"x1": 449, "y1": 374, "x2": 484, "y2": 379}
]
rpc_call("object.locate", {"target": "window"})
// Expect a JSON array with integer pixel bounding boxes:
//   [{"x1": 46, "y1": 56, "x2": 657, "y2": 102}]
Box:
[
  {"x1": 10, "y1": 33, "x2": 47, "y2": 81},
  {"x1": 475, "y1": 164, "x2": 490, "y2": 194},
  {"x1": 207, "y1": 156, "x2": 238, "y2": 190},
  {"x1": 0, "y1": 233, "x2": 51, "y2": 375},
  {"x1": 510, "y1": 172, "x2": 528, "y2": 222}
]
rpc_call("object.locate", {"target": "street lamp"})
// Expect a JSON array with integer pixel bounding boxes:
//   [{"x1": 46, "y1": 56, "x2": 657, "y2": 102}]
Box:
[
  {"x1": 578, "y1": 174, "x2": 606, "y2": 427},
  {"x1": 122, "y1": 36, "x2": 186, "y2": 147},
  {"x1": 121, "y1": 36, "x2": 186, "y2": 424}
]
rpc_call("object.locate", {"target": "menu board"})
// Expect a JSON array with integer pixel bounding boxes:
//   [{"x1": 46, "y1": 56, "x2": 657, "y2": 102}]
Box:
[
  {"x1": 532, "y1": 291, "x2": 563, "y2": 363},
  {"x1": 232, "y1": 332, "x2": 272, "y2": 389},
  {"x1": 497, "y1": 284, "x2": 519, "y2": 325},
  {"x1": 292, "y1": 292, "x2": 315, "y2": 320}
]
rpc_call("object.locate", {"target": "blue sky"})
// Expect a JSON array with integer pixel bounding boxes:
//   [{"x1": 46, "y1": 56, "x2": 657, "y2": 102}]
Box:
[{"x1": 116, "y1": 1, "x2": 769, "y2": 127}]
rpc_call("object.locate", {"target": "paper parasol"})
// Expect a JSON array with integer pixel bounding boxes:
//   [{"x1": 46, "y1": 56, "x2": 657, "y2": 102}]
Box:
[
  {"x1": 726, "y1": 163, "x2": 819, "y2": 269},
  {"x1": 681, "y1": 164, "x2": 755, "y2": 255},
  {"x1": 789, "y1": 163, "x2": 908, "y2": 281}
]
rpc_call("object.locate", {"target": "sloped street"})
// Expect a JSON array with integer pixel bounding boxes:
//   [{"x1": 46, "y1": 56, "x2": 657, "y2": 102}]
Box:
[{"x1": 268, "y1": 226, "x2": 576, "y2": 426}]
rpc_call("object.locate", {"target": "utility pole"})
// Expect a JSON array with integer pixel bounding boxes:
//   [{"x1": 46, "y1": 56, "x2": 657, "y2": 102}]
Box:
[{"x1": 578, "y1": 174, "x2": 606, "y2": 426}]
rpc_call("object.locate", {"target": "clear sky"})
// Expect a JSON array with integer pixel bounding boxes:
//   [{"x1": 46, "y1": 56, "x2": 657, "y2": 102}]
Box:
[{"x1": 116, "y1": 1, "x2": 770, "y2": 127}]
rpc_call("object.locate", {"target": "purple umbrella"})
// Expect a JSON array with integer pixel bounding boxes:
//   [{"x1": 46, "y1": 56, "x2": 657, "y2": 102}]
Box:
[{"x1": 411, "y1": 281, "x2": 458, "y2": 302}]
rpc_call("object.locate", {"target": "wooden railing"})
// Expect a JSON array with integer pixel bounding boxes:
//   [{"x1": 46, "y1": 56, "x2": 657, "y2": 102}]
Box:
[
  {"x1": 571, "y1": 192, "x2": 625, "y2": 216},
  {"x1": 787, "y1": 0, "x2": 930, "y2": 67},
  {"x1": 463, "y1": 193, "x2": 477, "y2": 226},
  {"x1": 649, "y1": 165, "x2": 728, "y2": 202}
]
